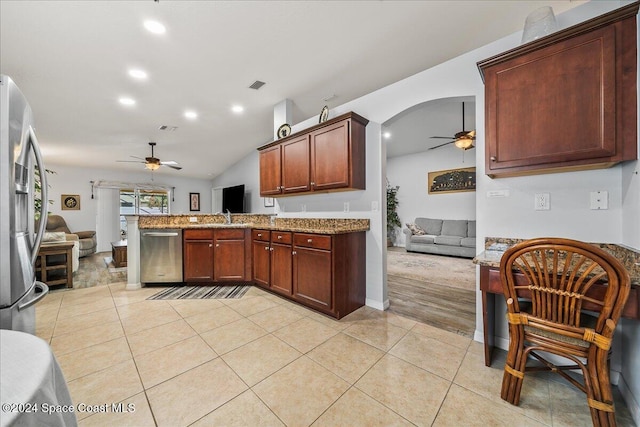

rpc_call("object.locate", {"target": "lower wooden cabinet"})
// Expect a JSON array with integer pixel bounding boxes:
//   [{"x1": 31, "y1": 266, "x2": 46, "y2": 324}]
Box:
[
  {"x1": 184, "y1": 228, "x2": 248, "y2": 283},
  {"x1": 293, "y1": 245, "x2": 332, "y2": 311},
  {"x1": 252, "y1": 238, "x2": 271, "y2": 288},
  {"x1": 183, "y1": 229, "x2": 214, "y2": 283},
  {"x1": 270, "y1": 232, "x2": 293, "y2": 296},
  {"x1": 214, "y1": 229, "x2": 248, "y2": 281}
]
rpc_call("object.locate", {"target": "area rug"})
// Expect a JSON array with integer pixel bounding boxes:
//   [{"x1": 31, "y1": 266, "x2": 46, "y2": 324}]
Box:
[
  {"x1": 147, "y1": 285, "x2": 251, "y2": 300},
  {"x1": 387, "y1": 248, "x2": 475, "y2": 291}
]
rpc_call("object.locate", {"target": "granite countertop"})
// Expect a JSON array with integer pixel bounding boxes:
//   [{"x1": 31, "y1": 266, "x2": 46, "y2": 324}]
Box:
[
  {"x1": 137, "y1": 214, "x2": 370, "y2": 235},
  {"x1": 474, "y1": 239, "x2": 640, "y2": 286}
]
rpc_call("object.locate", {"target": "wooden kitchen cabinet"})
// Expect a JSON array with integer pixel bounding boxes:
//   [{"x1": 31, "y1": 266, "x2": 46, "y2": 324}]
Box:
[
  {"x1": 252, "y1": 230, "x2": 271, "y2": 288},
  {"x1": 292, "y1": 231, "x2": 366, "y2": 319},
  {"x1": 478, "y1": 3, "x2": 638, "y2": 178},
  {"x1": 214, "y1": 229, "x2": 248, "y2": 282},
  {"x1": 270, "y1": 231, "x2": 293, "y2": 296},
  {"x1": 258, "y1": 112, "x2": 368, "y2": 197},
  {"x1": 281, "y1": 135, "x2": 311, "y2": 194},
  {"x1": 183, "y1": 229, "x2": 214, "y2": 283}
]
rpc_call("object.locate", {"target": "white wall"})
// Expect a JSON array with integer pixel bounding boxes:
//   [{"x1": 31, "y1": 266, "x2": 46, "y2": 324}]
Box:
[
  {"x1": 387, "y1": 148, "x2": 476, "y2": 246},
  {"x1": 211, "y1": 150, "x2": 267, "y2": 215},
  {"x1": 44, "y1": 163, "x2": 213, "y2": 250}
]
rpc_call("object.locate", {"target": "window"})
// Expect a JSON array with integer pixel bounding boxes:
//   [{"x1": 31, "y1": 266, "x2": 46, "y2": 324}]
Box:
[{"x1": 119, "y1": 188, "x2": 170, "y2": 237}]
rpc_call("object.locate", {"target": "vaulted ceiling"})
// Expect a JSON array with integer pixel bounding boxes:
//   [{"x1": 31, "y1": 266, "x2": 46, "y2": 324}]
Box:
[{"x1": 0, "y1": 1, "x2": 585, "y2": 179}]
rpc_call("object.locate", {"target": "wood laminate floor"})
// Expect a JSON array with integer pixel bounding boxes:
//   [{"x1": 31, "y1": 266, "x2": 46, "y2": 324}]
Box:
[{"x1": 387, "y1": 252, "x2": 476, "y2": 338}]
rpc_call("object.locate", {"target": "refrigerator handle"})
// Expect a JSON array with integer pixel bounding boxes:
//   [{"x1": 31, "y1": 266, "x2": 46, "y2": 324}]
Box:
[
  {"x1": 18, "y1": 281, "x2": 49, "y2": 311},
  {"x1": 29, "y1": 126, "x2": 48, "y2": 266}
]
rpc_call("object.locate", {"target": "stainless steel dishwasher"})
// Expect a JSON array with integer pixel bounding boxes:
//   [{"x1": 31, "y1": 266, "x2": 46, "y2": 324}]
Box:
[{"x1": 140, "y1": 229, "x2": 183, "y2": 283}]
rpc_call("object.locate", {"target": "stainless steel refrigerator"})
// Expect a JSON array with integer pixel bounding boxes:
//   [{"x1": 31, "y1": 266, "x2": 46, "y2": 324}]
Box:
[{"x1": 0, "y1": 75, "x2": 50, "y2": 334}]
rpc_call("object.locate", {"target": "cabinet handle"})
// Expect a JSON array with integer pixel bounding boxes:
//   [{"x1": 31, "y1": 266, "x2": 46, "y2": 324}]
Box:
[
  {"x1": 257, "y1": 233, "x2": 262, "y2": 237},
  {"x1": 209, "y1": 244, "x2": 212, "y2": 247},
  {"x1": 307, "y1": 239, "x2": 312, "y2": 243},
  {"x1": 216, "y1": 244, "x2": 220, "y2": 247},
  {"x1": 292, "y1": 251, "x2": 296, "y2": 255},
  {"x1": 310, "y1": 182, "x2": 315, "y2": 186},
  {"x1": 264, "y1": 246, "x2": 269, "y2": 250},
  {"x1": 277, "y1": 235, "x2": 282, "y2": 239},
  {"x1": 490, "y1": 156, "x2": 497, "y2": 161},
  {"x1": 270, "y1": 247, "x2": 274, "y2": 251}
]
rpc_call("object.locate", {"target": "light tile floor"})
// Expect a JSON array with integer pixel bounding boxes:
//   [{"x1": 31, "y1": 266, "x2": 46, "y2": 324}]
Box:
[{"x1": 36, "y1": 283, "x2": 635, "y2": 427}]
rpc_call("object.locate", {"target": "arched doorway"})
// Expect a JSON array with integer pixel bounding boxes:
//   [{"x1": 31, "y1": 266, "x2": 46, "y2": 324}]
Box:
[{"x1": 383, "y1": 96, "x2": 477, "y2": 337}]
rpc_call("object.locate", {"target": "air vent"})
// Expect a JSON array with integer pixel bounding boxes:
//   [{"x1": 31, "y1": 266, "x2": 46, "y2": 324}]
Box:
[
  {"x1": 158, "y1": 125, "x2": 178, "y2": 131},
  {"x1": 249, "y1": 80, "x2": 266, "y2": 90}
]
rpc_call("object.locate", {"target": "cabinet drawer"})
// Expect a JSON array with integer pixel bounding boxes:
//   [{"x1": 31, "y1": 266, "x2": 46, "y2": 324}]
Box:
[
  {"x1": 183, "y1": 229, "x2": 213, "y2": 240},
  {"x1": 252, "y1": 229, "x2": 271, "y2": 242},
  {"x1": 271, "y1": 231, "x2": 292, "y2": 245},
  {"x1": 294, "y1": 233, "x2": 331, "y2": 250},
  {"x1": 216, "y1": 229, "x2": 245, "y2": 240}
]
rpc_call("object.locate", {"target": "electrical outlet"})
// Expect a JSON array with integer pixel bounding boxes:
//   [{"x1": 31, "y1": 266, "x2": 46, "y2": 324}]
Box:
[
  {"x1": 300, "y1": 204, "x2": 306, "y2": 212},
  {"x1": 343, "y1": 202, "x2": 350, "y2": 212},
  {"x1": 534, "y1": 193, "x2": 550, "y2": 210},
  {"x1": 590, "y1": 191, "x2": 608, "y2": 210},
  {"x1": 371, "y1": 201, "x2": 378, "y2": 211},
  {"x1": 189, "y1": 217, "x2": 198, "y2": 222}
]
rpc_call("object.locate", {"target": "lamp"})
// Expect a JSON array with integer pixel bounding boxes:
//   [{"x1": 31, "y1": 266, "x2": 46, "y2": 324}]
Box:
[{"x1": 145, "y1": 162, "x2": 161, "y2": 171}]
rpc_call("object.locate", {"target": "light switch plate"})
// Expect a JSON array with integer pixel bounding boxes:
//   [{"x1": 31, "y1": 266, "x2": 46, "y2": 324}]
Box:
[{"x1": 189, "y1": 217, "x2": 198, "y2": 222}]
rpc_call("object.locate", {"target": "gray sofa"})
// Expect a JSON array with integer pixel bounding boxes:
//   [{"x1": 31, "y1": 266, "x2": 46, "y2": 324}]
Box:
[{"x1": 403, "y1": 218, "x2": 476, "y2": 258}]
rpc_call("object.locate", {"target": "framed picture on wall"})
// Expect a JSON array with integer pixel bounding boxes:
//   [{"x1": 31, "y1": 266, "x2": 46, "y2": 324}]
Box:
[
  {"x1": 264, "y1": 197, "x2": 275, "y2": 207},
  {"x1": 189, "y1": 193, "x2": 200, "y2": 211},
  {"x1": 428, "y1": 167, "x2": 476, "y2": 194},
  {"x1": 61, "y1": 194, "x2": 80, "y2": 210}
]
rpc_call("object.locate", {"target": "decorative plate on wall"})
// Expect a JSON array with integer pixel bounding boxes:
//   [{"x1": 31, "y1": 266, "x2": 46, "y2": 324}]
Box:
[
  {"x1": 319, "y1": 105, "x2": 329, "y2": 123},
  {"x1": 277, "y1": 123, "x2": 291, "y2": 139}
]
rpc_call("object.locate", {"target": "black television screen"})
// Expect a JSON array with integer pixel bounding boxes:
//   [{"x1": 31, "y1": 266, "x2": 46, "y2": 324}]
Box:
[{"x1": 222, "y1": 184, "x2": 245, "y2": 213}]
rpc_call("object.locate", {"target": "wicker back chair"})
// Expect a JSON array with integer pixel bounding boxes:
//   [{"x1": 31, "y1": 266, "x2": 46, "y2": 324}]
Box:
[{"x1": 500, "y1": 238, "x2": 630, "y2": 427}]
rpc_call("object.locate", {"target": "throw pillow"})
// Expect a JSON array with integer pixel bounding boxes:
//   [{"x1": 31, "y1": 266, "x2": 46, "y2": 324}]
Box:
[{"x1": 406, "y1": 223, "x2": 426, "y2": 235}]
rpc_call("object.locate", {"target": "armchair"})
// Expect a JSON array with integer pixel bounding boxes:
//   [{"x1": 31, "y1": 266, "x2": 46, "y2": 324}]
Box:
[{"x1": 45, "y1": 214, "x2": 97, "y2": 257}]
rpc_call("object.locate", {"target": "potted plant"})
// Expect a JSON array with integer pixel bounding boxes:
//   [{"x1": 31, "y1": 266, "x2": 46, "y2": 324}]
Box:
[
  {"x1": 34, "y1": 167, "x2": 55, "y2": 221},
  {"x1": 386, "y1": 181, "x2": 400, "y2": 247}
]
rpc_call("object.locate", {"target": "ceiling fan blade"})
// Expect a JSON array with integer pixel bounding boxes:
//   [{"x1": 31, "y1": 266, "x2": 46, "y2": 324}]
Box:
[
  {"x1": 467, "y1": 130, "x2": 476, "y2": 138},
  {"x1": 430, "y1": 136, "x2": 455, "y2": 139},
  {"x1": 164, "y1": 164, "x2": 182, "y2": 170},
  {"x1": 130, "y1": 155, "x2": 145, "y2": 160},
  {"x1": 428, "y1": 140, "x2": 454, "y2": 150},
  {"x1": 117, "y1": 160, "x2": 144, "y2": 163}
]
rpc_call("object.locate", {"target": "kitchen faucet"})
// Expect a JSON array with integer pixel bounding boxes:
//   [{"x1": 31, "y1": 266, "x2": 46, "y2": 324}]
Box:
[{"x1": 224, "y1": 209, "x2": 231, "y2": 224}]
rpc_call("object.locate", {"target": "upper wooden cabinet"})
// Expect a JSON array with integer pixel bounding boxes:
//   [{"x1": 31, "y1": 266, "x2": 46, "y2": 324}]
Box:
[
  {"x1": 478, "y1": 3, "x2": 638, "y2": 178},
  {"x1": 258, "y1": 112, "x2": 368, "y2": 196}
]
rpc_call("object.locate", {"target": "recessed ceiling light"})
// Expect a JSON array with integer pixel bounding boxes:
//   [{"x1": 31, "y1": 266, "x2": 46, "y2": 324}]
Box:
[
  {"x1": 128, "y1": 69, "x2": 148, "y2": 79},
  {"x1": 184, "y1": 110, "x2": 198, "y2": 119},
  {"x1": 144, "y1": 20, "x2": 166, "y2": 34},
  {"x1": 383, "y1": 131, "x2": 392, "y2": 139},
  {"x1": 231, "y1": 105, "x2": 244, "y2": 114},
  {"x1": 119, "y1": 97, "x2": 136, "y2": 106}
]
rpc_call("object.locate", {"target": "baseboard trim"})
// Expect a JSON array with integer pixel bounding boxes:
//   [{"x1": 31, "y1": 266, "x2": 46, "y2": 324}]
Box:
[{"x1": 366, "y1": 298, "x2": 389, "y2": 311}]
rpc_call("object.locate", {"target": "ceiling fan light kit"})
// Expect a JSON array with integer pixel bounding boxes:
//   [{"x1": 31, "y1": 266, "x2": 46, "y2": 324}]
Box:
[{"x1": 429, "y1": 102, "x2": 476, "y2": 151}]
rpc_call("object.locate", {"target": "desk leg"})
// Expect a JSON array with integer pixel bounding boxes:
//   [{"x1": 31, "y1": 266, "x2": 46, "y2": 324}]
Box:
[{"x1": 482, "y1": 290, "x2": 495, "y2": 367}]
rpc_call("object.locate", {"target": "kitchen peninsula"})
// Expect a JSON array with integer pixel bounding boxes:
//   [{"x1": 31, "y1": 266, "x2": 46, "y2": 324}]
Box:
[{"x1": 126, "y1": 214, "x2": 369, "y2": 319}]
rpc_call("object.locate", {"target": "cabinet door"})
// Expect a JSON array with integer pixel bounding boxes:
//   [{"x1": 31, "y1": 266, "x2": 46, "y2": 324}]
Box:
[
  {"x1": 252, "y1": 240, "x2": 270, "y2": 288},
  {"x1": 293, "y1": 246, "x2": 332, "y2": 312},
  {"x1": 281, "y1": 135, "x2": 311, "y2": 193},
  {"x1": 259, "y1": 145, "x2": 282, "y2": 196},
  {"x1": 311, "y1": 120, "x2": 350, "y2": 191},
  {"x1": 214, "y1": 237, "x2": 246, "y2": 281},
  {"x1": 271, "y1": 243, "x2": 292, "y2": 296},
  {"x1": 183, "y1": 240, "x2": 214, "y2": 282}
]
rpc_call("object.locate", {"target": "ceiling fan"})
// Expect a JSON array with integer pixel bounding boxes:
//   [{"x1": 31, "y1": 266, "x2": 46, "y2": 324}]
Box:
[
  {"x1": 117, "y1": 142, "x2": 182, "y2": 171},
  {"x1": 429, "y1": 102, "x2": 476, "y2": 151}
]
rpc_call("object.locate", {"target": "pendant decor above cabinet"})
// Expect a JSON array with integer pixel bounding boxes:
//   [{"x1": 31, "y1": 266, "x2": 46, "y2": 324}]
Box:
[
  {"x1": 477, "y1": 2, "x2": 638, "y2": 178},
  {"x1": 258, "y1": 111, "x2": 368, "y2": 197}
]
